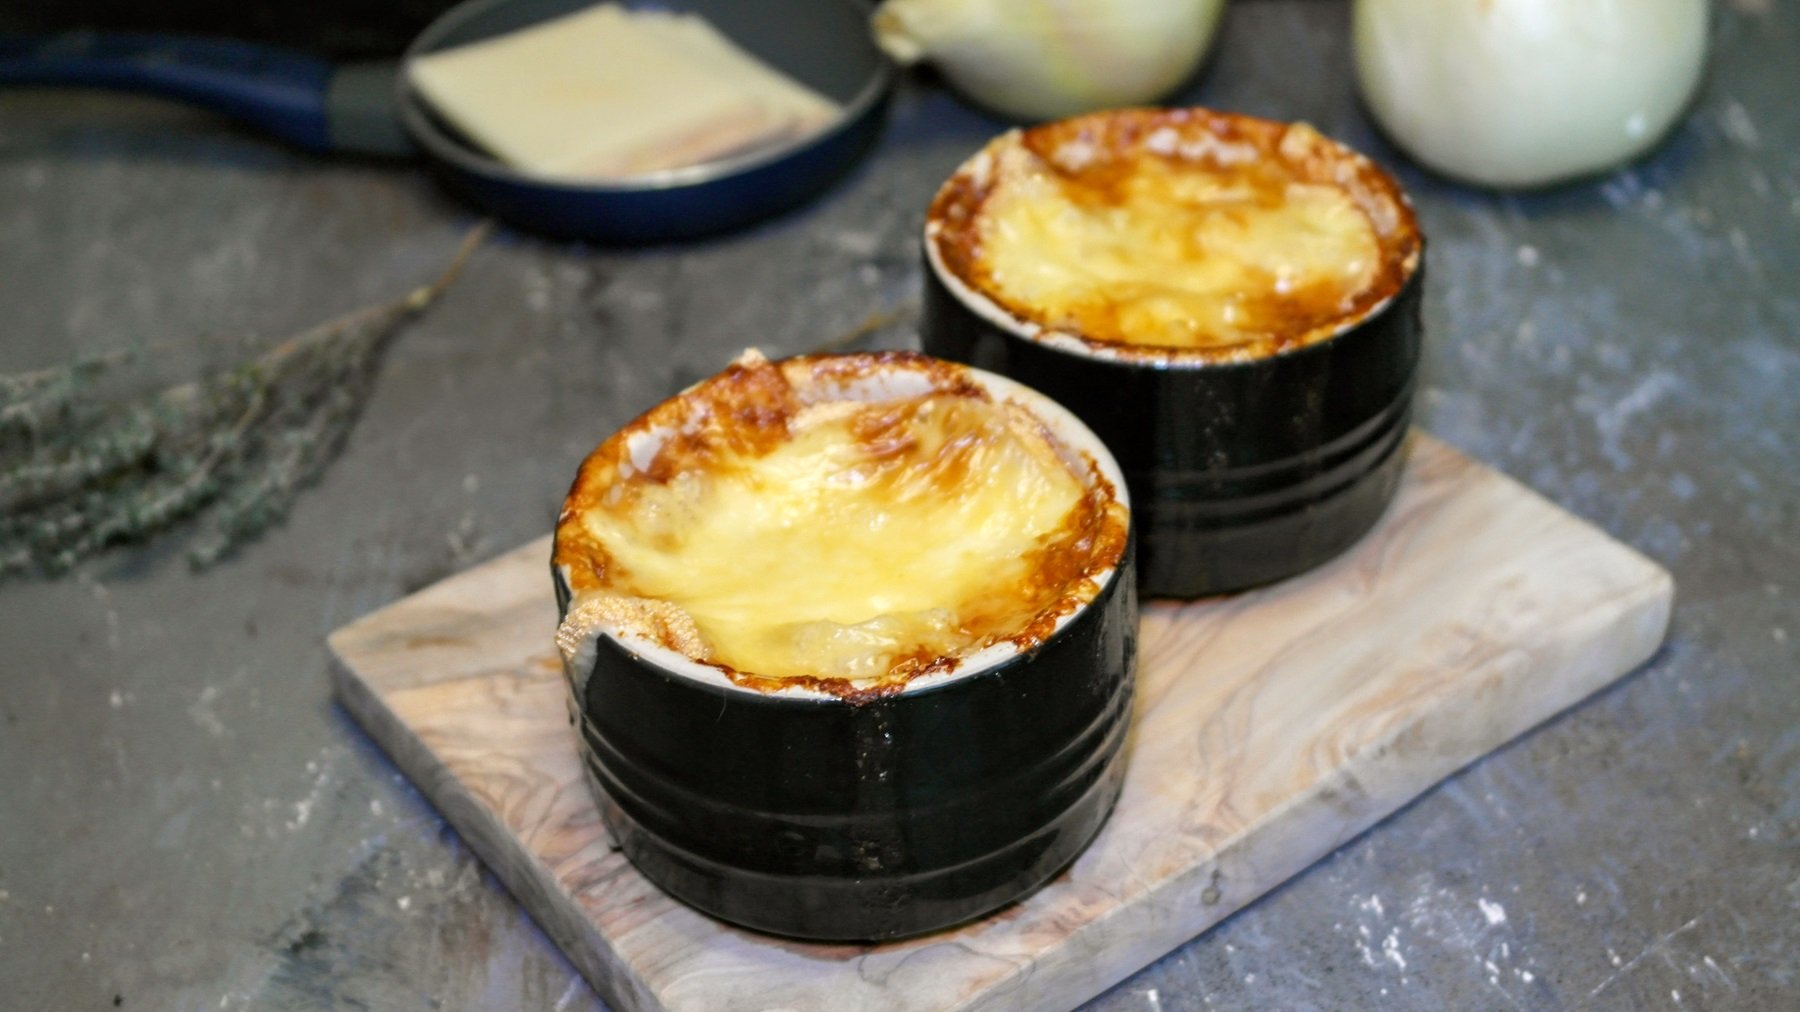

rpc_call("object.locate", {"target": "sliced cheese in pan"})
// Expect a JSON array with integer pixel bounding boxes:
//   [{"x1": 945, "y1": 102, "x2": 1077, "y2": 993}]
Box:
[{"x1": 408, "y1": 4, "x2": 840, "y2": 179}]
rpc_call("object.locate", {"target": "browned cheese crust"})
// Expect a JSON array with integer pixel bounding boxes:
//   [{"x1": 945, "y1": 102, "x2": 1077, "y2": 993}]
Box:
[
  {"x1": 928, "y1": 107, "x2": 1424, "y2": 362},
  {"x1": 554, "y1": 351, "x2": 1129, "y2": 699}
]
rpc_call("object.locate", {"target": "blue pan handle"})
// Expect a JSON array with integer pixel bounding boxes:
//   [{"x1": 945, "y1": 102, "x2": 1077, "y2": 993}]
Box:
[{"x1": 0, "y1": 33, "x2": 411, "y2": 156}]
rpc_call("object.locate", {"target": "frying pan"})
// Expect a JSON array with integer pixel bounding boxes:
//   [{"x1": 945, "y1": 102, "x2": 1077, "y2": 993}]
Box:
[{"x1": 0, "y1": 0, "x2": 893, "y2": 242}]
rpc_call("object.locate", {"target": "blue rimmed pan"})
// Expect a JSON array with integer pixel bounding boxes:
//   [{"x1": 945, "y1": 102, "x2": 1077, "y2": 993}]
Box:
[{"x1": 0, "y1": 0, "x2": 893, "y2": 242}]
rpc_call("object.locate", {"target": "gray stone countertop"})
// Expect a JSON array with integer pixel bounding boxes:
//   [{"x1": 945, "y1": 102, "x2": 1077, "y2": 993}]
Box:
[{"x1": 2, "y1": 2, "x2": 1794, "y2": 1009}]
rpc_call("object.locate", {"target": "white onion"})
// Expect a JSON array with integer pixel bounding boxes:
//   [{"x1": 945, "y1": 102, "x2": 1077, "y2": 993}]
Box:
[
  {"x1": 872, "y1": 0, "x2": 1226, "y2": 121},
  {"x1": 1353, "y1": 0, "x2": 1709, "y2": 188}
]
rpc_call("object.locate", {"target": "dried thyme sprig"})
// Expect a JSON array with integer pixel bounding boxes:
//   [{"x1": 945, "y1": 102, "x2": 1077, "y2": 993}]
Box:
[{"x1": 0, "y1": 222, "x2": 491, "y2": 578}]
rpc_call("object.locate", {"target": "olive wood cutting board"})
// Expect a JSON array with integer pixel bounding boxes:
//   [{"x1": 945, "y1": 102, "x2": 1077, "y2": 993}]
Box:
[{"x1": 328, "y1": 433, "x2": 1673, "y2": 1011}]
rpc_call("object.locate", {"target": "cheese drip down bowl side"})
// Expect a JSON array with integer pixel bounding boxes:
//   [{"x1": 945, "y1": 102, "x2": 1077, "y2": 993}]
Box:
[
  {"x1": 551, "y1": 352, "x2": 1136, "y2": 941},
  {"x1": 922, "y1": 108, "x2": 1425, "y2": 598}
]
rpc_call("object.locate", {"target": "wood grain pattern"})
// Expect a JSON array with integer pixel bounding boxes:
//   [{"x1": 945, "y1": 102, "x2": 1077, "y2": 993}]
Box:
[{"x1": 327, "y1": 434, "x2": 1672, "y2": 1011}]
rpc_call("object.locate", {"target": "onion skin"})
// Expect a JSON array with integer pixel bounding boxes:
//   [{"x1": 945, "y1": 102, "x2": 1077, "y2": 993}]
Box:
[
  {"x1": 872, "y1": 0, "x2": 1226, "y2": 121},
  {"x1": 1353, "y1": 0, "x2": 1709, "y2": 188}
]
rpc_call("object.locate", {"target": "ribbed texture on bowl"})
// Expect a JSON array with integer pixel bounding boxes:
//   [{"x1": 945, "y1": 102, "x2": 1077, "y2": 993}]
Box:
[
  {"x1": 923, "y1": 265, "x2": 1424, "y2": 598},
  {"x1": 558, "y1": 545, "x2": 1136, "y2": 940}
]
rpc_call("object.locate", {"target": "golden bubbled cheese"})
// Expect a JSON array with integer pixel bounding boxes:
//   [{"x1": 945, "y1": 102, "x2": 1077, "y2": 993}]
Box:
[
  {"x1": 554, "y1": 354, "x2": 1126, "y2": 696},
  {"x1": 930, "y1": 109, "x2": 1421, "y2": 359}
]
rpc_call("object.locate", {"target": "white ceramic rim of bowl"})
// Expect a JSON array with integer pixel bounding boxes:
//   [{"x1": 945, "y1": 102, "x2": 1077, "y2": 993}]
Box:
[{"x1": 565, "y1": 356, "x2": 1130, "y2": 702}]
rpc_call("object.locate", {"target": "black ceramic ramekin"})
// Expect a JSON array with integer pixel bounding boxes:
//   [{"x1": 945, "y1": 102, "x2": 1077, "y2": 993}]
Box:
[
  {"x1": 552, "y1": 356, "x2": 1136, "y2": 941},
  {"x1": 922, "y1": 112, "x2": 1425, "y2": 599},
  {"x1": 924, "y1": 266, "x2": 1421, "y2": 598}
]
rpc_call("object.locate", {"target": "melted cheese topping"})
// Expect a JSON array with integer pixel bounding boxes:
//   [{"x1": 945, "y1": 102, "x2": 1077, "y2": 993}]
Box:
[
  {"x1": 931, "y1": 110, "x2": 1421, "y2": 357},
  {"x1": 556, "y1": 354, "x2": 1126, "y2": 694},
  {"x1": 980, "y1": 151, "x2": 1378, "y2": 349}
]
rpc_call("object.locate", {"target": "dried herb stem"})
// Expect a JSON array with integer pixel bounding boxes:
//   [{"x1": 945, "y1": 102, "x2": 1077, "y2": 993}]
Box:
[{"x1": 0, "y1": 221, "x2": 492, "y2": 578}]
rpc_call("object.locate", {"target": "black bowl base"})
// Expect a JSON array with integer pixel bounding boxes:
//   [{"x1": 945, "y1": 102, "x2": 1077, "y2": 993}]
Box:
[{"x1": 582, "y1": 742, "x2": 1128, "y2": 942}]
